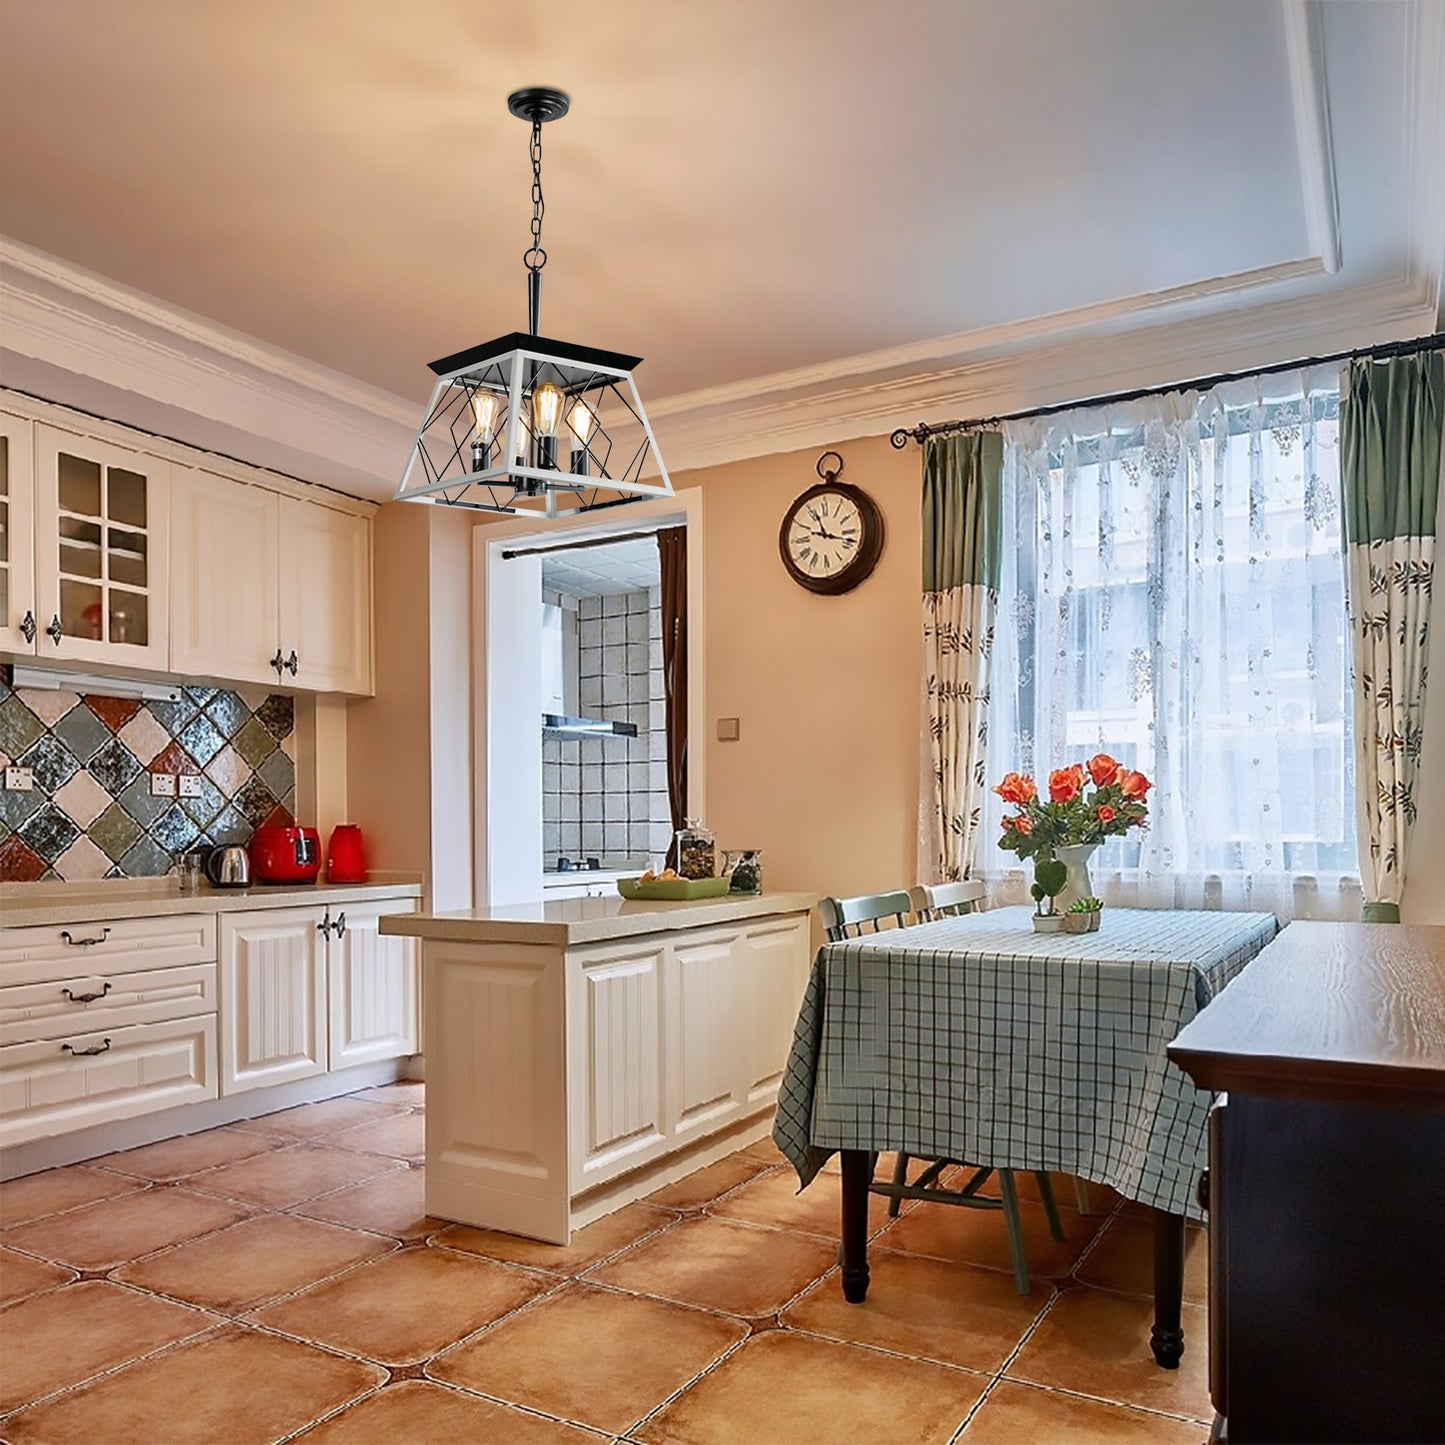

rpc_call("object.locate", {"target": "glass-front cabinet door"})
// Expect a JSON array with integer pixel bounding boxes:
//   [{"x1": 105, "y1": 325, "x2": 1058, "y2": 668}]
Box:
[
  {"x1": 34, "y1": 425, "x2": 170, "y2": 669},
  {"x1": 0, "y1": 410, "x2": 38, "y2": 654}
]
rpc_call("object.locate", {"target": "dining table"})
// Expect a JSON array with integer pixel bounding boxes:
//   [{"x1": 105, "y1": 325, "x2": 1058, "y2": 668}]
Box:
[{"x1": 772, "y1": 904, "x2": 1279, "y2": 1369}]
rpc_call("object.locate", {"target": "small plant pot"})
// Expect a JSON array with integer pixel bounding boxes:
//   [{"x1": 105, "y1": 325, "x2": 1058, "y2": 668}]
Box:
[
  {"x1": 1087, "y1": 911, "x2": 1101, "y2": 931},
  {"x1": 1063, "y1": 912, "x2": 1092, "y2": 934},
  {"x1": 1033, "y1": 913, "x2": 1066, "y2": 933}
]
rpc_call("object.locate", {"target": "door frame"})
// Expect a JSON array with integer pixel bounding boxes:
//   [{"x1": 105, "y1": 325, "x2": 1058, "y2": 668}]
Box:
[{"x1": 471, "y1": 487, "x2": 705, "y2": 908}]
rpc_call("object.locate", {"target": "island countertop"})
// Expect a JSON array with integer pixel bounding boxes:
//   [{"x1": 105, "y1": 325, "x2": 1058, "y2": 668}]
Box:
[{"x1": 379, "y1": 890, "x2": 817, "y2": 946}]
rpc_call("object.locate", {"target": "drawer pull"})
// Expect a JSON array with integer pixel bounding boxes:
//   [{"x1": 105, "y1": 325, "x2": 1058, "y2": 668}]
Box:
[
  {"x1": 61, "y1": 982, "x2": 113, "y2": 1004},
  {"x1": 333, "y1": 911, "x2": 347, "y2": 938},
  {"x1": 61, "y1": 1038, "x2": 113, "y2": 1057},
  {"x1": 60, "y1": 928, "x2": 111, "y2": 948}
]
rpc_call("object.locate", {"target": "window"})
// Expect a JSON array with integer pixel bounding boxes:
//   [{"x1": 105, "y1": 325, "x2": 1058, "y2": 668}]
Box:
[{"x1": 983, "y1": 372, "x2": 1358, "y2": 918}]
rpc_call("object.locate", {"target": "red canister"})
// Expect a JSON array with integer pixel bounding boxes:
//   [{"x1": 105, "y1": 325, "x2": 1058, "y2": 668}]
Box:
[{"x1": 325, "y1": 824, "x2": 367, "y2": 883}]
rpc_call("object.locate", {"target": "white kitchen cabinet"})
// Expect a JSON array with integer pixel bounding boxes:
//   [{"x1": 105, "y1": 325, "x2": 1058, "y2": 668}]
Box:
[
  {"x1": 328, "y1": 901, "x2": 418, "y2": 1069},
  {"x1": 278, "y1": 496, "x2": 372, "y2": 695},
  {"x1": 170, "y1": 466, "x2": 281, "y2": 685},
  {"x1": 219, "y1": 908, "x2": 328, "y2": 1094},
  {"x1": 32, "y1": 423, "x2": 170, "y2": 671},
  {"x1": 0, "y1": 408, "x2": 37, "y2": 653}
]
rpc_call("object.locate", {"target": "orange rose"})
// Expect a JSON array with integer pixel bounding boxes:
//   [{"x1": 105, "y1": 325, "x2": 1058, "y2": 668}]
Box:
[
  {"x1": 1096, "y1": 804, "x2": 1117, "y2": 824},
  {"x1": 1118, "y1": 769, "x2": 1152, "y2": 799},
  {"x1": 993, "y1": 772, "x2": 1037, "y2": 806},
  {"x1": 1013, "y1": 814, "x2": 1033, "y2": 835},
  {"x1": 1087, "y1": 753, "x2": 1120, "y2": 787},
  {"x1": 1049, "y1": 764, "x2": 1086, "y2": 803}
]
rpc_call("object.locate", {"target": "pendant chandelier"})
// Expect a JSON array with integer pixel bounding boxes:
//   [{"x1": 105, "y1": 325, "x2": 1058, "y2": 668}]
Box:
[{"x1": 395, "y1": 87, "x2": 672, "y2": 517}]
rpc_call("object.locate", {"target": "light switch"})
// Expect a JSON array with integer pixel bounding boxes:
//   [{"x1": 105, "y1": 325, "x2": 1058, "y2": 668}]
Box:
[
  {"x1": 716, "y1": 717, "x2": 741, "y2": 742},
  {"x1": 150, "y1": 773, "x2": 177, "y2": 798}
]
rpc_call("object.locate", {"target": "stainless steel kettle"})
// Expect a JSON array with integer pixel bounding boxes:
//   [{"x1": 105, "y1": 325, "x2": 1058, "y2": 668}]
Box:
[{"x1": 205, "y1": 845, "x2": 251, "y2": 888}]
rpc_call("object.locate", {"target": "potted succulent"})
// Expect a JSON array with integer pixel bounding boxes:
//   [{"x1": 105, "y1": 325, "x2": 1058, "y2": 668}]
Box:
[
  {"x1": 1064, "y1": 897, "x2": 1104, "y2": 933},
  {"x1": 1030, "y1": 858, "x2": 1068, "y2": 932}
]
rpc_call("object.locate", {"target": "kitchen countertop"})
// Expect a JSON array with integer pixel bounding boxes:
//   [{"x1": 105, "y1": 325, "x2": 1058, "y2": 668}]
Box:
[
  {"x1": 0, "y1": 874, "x2": 424, "y2": 928},
  {"x1": 380, "y1": 890, "x2": 817, "y2": 946}
]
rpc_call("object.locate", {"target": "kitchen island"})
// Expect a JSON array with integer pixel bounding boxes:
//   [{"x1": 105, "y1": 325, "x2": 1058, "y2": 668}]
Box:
[{"x1": 382, "y1": 891, "x2": 815, "y2": 1242}]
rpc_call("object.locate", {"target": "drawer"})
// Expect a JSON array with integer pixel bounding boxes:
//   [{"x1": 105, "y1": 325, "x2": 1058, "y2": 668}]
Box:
[
  {"x1": 0, "y1": 962, "x2": 218, "y2": 1046},
  {"x1": 0, "y1": 914, "x2": 216, "y2": 984},
  {"x1": 0, "y1": 1015, "x2": 217, "y2": 1146}
]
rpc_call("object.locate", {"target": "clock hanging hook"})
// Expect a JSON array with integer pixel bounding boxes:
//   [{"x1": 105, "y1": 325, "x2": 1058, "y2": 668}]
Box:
[{"x1": 815, "y1": 450, "x2": 845, "y2": 483}]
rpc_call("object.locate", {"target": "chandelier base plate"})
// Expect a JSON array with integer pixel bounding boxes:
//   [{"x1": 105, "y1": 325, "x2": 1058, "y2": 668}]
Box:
[{"x1": 507, "y1": 87, "x2": 570, "y2": 124}]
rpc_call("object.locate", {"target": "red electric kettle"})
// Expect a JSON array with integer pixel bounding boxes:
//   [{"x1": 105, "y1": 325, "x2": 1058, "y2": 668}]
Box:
[{"x1": 325, "y1": 824, "x2": 367, "y2": 883}]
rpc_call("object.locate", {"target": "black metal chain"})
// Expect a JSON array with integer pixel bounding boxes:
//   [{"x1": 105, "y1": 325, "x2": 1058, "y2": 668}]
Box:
[{"x1": 523, "y1": 119, "x2": 547, "y2": 274}]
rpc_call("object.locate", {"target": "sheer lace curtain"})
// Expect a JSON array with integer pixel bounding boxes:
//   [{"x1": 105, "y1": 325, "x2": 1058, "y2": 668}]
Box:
[{"x1": 982, "y1": 368, "x2": 1361, "y2": 921}]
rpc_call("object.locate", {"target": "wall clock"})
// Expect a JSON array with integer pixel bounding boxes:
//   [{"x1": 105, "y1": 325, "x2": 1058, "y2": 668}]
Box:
[{"x1": 778, "y1": 452, "x2": 885, "y2": 595}]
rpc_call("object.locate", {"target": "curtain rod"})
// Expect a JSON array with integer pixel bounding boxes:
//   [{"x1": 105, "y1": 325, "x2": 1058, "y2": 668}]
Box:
[
  {"x1": 500, "y1": 526, "x2": 670, "y2": 560},
  {"x1": 889, "y1": 330, "x2": 1445, "y2": 448}
]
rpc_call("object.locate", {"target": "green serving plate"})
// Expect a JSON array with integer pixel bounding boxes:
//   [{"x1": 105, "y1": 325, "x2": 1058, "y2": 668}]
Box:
[{"x1": 617, "y1": 876, "x2": 731, "y2": 900}]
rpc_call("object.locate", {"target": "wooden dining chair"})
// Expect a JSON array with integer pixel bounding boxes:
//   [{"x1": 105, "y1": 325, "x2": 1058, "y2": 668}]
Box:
[
  {"x1": 818, "y1": 887, "x2": 1064, "y2": 1292},
  {"x1": 908, "y1": 879, "x2": 986, "y2": 920}
]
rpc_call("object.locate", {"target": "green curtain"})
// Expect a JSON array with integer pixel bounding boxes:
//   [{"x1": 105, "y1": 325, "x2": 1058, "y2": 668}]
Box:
[
  {"x1": 1340, "y1": 351, "x2": 1444, "y2": 923},
  {"x1": 921, "y1": 431, "x2": 1004, "y2": 883}
]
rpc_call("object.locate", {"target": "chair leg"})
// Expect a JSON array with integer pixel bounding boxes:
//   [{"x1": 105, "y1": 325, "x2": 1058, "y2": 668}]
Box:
[
  {"x1": 888, "y1": 1151, "x2": 910, "y2": 1217},
  {"x1": 997, "y1": 1169, "x2": 1031, "y2": 1294},
  {"x1": 1072, "y1": 1176, "x2": 1093, "y2": 1215},
  {"x1": 1035, "y1": 1171, "x2": 1065, "y2": 1242}
]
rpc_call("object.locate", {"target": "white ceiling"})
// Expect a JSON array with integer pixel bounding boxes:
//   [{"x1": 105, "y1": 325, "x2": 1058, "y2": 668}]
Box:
[
  {"x1": 0, "y1": 1, "x2": 1440, "y2": 499},
  {"x1": 542, "y1": 538, "x2": 660, "y2": 599}
]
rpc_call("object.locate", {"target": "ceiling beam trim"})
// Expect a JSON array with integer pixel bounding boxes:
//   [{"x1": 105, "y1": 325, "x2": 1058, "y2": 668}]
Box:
[{"x1": 1283, "y1": 0, "x2": 1343, "y2": 275}]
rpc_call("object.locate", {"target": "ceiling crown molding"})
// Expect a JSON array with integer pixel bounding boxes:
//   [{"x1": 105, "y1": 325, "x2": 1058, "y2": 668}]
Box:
[{"x1": 1283, "y1": 0, "x2": 1342, "y2": 274}]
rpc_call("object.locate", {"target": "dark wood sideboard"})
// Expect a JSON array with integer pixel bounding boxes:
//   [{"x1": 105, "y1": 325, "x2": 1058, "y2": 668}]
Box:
[{"x1": 1169, "y1": 921, "x2": 1445, "y2": 1444}]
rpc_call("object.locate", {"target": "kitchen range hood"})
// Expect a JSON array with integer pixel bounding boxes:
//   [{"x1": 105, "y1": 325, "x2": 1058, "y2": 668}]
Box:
[{"x1": 542, "y1": 713, "x2": 638, "y2": 738}]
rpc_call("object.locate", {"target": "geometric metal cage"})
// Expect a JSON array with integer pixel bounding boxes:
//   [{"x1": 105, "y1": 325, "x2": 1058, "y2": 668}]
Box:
[{"x1": 395, "y1": 330, "x2": 674, "y2": 518}]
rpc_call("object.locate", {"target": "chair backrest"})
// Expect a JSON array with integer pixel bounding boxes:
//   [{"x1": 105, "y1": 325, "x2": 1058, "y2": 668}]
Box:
[
  {"x1": 819, "y1": 890, "x2": 914, "y2": 942},
  {"x1": 908, "y1": 879, "x2": 986, "y2": 922}
]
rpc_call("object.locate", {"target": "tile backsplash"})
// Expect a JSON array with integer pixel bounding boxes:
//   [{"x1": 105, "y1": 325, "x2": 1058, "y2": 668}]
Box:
[{"x1": 0, "y1": 675, "x2": 297, "y2": 882}]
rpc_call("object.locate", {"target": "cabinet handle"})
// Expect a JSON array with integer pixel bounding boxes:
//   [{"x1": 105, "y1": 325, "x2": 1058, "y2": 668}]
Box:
[
  {"x1": 61, "y1": 1038, "x2": 112, "y2": 1057},
  {"x1": 46, "y1": 614, "x2": 63, "y2": 645},
  {"x1": 270, "y1": 649, "x2": 285, "y2": 677},
  {"x1": 318, "y1": 909, "x2": 333, "y2": 937},
  {"x1": 20, "y1": 610, "x2": 37, "y2": 644},
  {"x1": 61, "y1": 981, "x2": 112, "y2": 1004},
  {"x1": 60, "y1": 927, "x2": 111, "y2": 948},
  {"x1": 284, "y1": 650, "x2": 299, "y2": 676},
  {"x1": 333, "y1": 911, "x2": 346, "y2": 937}
]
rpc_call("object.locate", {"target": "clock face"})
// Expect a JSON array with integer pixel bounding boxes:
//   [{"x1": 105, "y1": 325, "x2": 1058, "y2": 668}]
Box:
[{"x1": 778, "y1": 482, "x2": 884, "y2": 595}]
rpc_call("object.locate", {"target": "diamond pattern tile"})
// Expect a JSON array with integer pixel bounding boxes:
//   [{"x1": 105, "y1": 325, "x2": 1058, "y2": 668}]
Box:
[
  {"x1": 90, "y1": 802, "x2": 145, "y2": 862},
  {"x1": 203, "y1": 691, "x2": 249, "y2": 739},
  {"x1": 0, "y1": 834, "x2": 47, "y2": 881},
  {"x1": 232, "y1": 716, "x2": 277, "y2": 768},
  {"x1": 255, "y1": 694, "x2": 295, "y2": 741},
  {"x1": 177, "y1": 714, "x2": 226, "y2": 767},
  {"x1": 149, "y1": 803, "x2": 202, "y2": 854},
  {"x1": 52, "y1": 704, "x2": 112, "y2": 763},
  {"x1": 87, "y1": 738, "x2": 142, "y2": 794},
  {"x1": 18, "y1": 804, "x2": 82, "y2": 864},
  {"x1": 0, "y1": 694, "x2": 45, "y2": 756},
  {"x1": 18, "y1": 733, "x2": 81, "y2": 794},
  {"x1": 84, "y1": 695, "x2": 143, "y2": 732},
  {"x1": 233, "y1": 776, "x2": 278, "y2": 827}
]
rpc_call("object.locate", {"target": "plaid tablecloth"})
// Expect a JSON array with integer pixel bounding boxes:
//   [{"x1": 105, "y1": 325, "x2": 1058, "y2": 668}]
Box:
[{"x1": 773, "y1": 906, "x2": 1278, "y2": 1220}]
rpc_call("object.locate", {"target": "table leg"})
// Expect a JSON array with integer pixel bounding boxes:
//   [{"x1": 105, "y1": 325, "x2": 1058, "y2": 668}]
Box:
[
  {"x1": 1150, "y1": 1208, "x2": 1186, "y2": 1369},
  {"x1": 840, "y1": 1149, "x2": 871, "y2": 1304}
]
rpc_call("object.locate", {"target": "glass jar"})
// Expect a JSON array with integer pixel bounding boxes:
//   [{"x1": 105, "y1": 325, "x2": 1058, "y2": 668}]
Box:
[
  {"x1": 674, "y1": 821, "x2": 716, "y2": 880},
  {"x1": 722, "y1": 849, "x2": 764, "y2": 894}
]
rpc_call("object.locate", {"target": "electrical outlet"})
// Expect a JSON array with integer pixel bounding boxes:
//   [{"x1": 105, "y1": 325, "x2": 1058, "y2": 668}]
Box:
[
  {"x1": 4, "y1": 766, "x2": 34, "y2": 792},
  {"x1": 178, "y1": 774, "x2": 204, "y2": 799},
  {"x1": 150, "y1": 773, "x2": 177, "y2": 798}
]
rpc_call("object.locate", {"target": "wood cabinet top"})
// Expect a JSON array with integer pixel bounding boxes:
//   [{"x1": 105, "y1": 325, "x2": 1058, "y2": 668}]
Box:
[{"x1": 1168, "y1": 921, "x2": 1445, "y2": 1110}]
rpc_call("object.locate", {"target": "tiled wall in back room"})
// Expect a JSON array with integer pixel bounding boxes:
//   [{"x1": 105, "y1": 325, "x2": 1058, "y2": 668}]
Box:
[{"x1": 0, "y1": 675, "x2": 297, "y2": 883}]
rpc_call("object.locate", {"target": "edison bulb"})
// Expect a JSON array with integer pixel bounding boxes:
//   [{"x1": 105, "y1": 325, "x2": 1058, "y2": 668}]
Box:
[
  {"x1": 569, "y1": 399, "x2": 595, "y2": 475},
  {"x1": 471, "y1": 389, "x2": 501, "y2": 443},
  {"x1": 531, "y1": 383, "x2": 564, "y2": 438}
]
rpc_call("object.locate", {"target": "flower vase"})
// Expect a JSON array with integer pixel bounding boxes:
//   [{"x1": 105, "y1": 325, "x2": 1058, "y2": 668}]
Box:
[{"x1": 1055, "y1": 843, "x2": 1098, "y2": 913}]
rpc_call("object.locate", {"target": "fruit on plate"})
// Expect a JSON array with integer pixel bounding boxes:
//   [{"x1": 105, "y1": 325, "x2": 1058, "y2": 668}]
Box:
[{"x1": 639, "y1": 868, "x2": 679, "y2": 882}]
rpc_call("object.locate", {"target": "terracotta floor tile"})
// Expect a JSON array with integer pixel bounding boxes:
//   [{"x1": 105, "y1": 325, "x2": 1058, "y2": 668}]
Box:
[
  {"x1": 0, "y1": 1280, "x2": 215, "y2": 1413},
  {"x1": 295, "y1": 1380, "x2": 603, "y2": 1445},
  {"x1": 0, "y1": 1246, "x2": 75, "y2": 1305},
  {"x1": 182, "y1": 1144, "x2": 402, "y2": 1207},
  {"x1": 1076, "y1": 1214, "x2": 1209, "y2": 1304},
  {"x1": 431, "y1": 1283, "x2": 747, "y2": 1434},
  {"x1": 635, "y1": 1330, "x2": 984, "y2": 1445},
  {"x1": 960, "y1": 1379, "x2": 1207, "y2": 1442},
  {"x1": 880, "y1": 1194, "x2": 1102, "y2": 1280},
  {"x1": 331, "y1": 1110, "x2": 425, "y2": 1160},
  {"x1": 235, "y1": 1095, "x2": 406, "y2": 1140},
  {"x1": 95, "y1": 1124, "x2": 275, "y2": 1180},
  {"x1": 738, "y1": 1134, "x2": 790, "y2": 1167},
  {"x1": 645, "y1": 1154, "x2": 774, "y2": 1210},
  {"x1": 782, "y1": 1249, "x2": 1051, "y2": 1374},
  {"x1": 2, "y1": 1187, "x2": 248, "y2": 1270},
  {"x1": 586, "y1": 1214, "x2": 836, "y2": 1317},
  {"x1": 0, "y1": 1165, "x2": 145, "y2": 1227},
  {"x1": 1006, "y1": 1287, "x2": 1213, "y2": 1420},
  {"x1": 114, "y1": 1212, "x2": 396, "y2": 1312},
  {"x1": 249, "y1": 1245, "x2": 550, "y2": 1365},
  {"x1": 2, "y1": 1323, "x2": 384, "y2": 1445},
  {"x1": 353, "y1": 1080, "x2": 426, "y2": 1107},
  {"x1": 434, "y1": 1201, "x2": 677, "y2": 1274},
  {"x1": 710, "y1": 1165, "x2": 895, "y2": 1239},
  {"x1": 293, "y1": 1166, "x2": 438, "y2": 1240}
]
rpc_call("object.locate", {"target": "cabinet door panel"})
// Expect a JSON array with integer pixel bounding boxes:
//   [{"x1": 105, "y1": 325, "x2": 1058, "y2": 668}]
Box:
[
  {"x1": 670, "y1": 931, "x2": 744, "y2": 1140},
  {"x1": 219, "y1": 908, "x2": 326, "y2": 1093},
  {"x1": 33, "y1": 425, "x2": 169, "y2": 670},
  {"x1": 0, "y1": 409, "x2": 37, "y2": 654},
  {"x1": 329, "y1": 903, "x2": 418, "y2": 1069},
  {"x1": 277, "y1": 497, "x2": 372, "y2": 694},
  {"x1": 170, "y1": 467, "x2": 279, "y2": 684},
  {"x1": 738, "y1": 917, "x2": 811, "y2": 1105}
]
